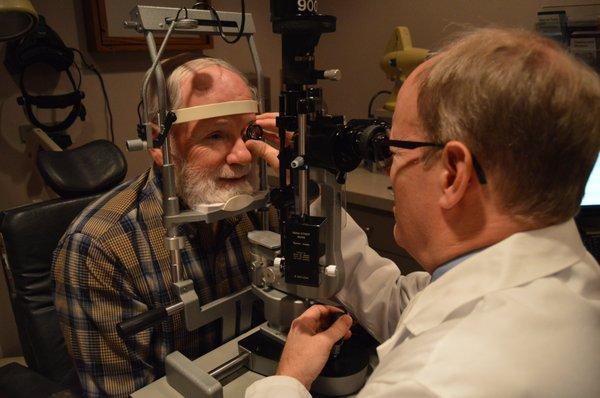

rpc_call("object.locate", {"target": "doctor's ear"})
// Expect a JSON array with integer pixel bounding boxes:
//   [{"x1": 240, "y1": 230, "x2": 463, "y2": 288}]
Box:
[{"x1": 438, "y1": 141, "x2": 474, "y2": 209}]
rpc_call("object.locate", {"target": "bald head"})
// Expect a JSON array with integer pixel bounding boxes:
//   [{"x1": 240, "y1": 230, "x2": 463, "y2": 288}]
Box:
[{"x1": 177, "y1": 65, "x2": 254, "y2": 110}]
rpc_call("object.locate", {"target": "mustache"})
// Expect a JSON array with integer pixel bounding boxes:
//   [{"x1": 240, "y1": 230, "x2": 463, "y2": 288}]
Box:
[
  {"x1": 218, "y1": 164, "x2": 252, "y2": 179},
  {"x1": 179, "y1": 162, "x2": 255, "y2": 182},
  {"x1": 175, "y1": 159, "x2": 259, "y2": 206}
]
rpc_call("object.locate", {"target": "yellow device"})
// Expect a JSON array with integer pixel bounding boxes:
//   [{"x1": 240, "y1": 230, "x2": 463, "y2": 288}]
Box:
[{"x1": 380, "y1": 27, "x2": 429, "y2": 111}]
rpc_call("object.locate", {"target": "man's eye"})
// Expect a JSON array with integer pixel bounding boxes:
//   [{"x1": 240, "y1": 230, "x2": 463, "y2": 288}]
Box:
[{"x1": 207, "y1": 132, "x2": 224, "y2": 140}]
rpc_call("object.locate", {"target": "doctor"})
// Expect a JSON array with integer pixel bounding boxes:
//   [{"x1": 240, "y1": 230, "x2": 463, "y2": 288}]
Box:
[{"x1": 246, "y1": 27, "x2": 600, "y2": 397}]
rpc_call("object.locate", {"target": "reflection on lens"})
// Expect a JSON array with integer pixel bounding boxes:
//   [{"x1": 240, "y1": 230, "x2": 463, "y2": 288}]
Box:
[{"x1": 243, "y1": 122, "x2": 263, "y2": 141}]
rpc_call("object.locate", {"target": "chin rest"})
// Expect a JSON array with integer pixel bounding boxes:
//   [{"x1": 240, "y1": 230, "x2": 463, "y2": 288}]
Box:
[{"x1": 37, "y1": 139, "x2": 127, "y2": 198}]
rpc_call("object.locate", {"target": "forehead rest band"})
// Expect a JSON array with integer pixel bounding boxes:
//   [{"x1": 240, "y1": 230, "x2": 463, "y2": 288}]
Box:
[{"x1": 172, "y1": 100, "x2": 258, "y2": 124}]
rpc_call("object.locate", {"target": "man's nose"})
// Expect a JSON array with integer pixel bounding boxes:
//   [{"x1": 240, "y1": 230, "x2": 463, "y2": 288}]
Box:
[{"x1": 226, "y1": 137, "x2": 252, "y2": 165}]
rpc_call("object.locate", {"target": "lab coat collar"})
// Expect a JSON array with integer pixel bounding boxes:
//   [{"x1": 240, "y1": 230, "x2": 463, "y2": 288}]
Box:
[{"x1": 401, "y1": 219, "x2": 587, "y2": 336}]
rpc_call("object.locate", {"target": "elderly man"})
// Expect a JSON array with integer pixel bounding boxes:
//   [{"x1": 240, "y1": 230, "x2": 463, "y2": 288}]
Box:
[
  {"x1": 52, "y1": 56, "x2": 277, "y2": 397},
  {"x1": 246, "y1": 28, "x2": 600, "y2": 397}
]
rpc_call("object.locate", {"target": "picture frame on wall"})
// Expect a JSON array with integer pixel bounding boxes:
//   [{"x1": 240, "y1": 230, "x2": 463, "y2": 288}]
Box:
[{"x1": 82, "y1": 0, "x2": 213, "y2": 52}]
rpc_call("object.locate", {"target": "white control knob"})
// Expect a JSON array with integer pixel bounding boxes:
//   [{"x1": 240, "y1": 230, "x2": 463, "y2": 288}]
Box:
[
  {"x1": 325, "y1": 265, "x2": 337, "y2": 277},
  {"x1": 274, "y1": 257, "x2": 284, "y2": 270},
  {"x1": 291, "y1": 156, "x2": 305, "y2": 169},
  {"x1": 324, "y1": 69, "x2": 342, "y2": 81}
]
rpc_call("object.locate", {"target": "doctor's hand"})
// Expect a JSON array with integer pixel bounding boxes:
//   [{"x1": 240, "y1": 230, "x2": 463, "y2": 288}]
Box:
[
  {"x1": 246, "y1": 112, "x2": 293, "y2": 171},
  {"x1": 276, "y1": 305, "x2": 353, "y2": 391},
  {"x1": 253, "y1": 112, "x2": 293, "y2": 147},
  {"x1": 245, "y1": 139, "x2": 280, "y2": 171}
]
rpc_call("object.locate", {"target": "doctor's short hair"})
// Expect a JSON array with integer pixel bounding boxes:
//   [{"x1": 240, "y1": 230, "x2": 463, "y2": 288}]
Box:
[
  {"x1": 145, "y1": 54, "x2": 257, "y2": 122},
  {"x1": 416, "y1": 27, "x2": 600, "y2": 225}
]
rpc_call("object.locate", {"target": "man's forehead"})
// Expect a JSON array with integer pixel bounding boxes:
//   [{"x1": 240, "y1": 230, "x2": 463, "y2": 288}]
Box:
[
  {"x1": 207, "y1": 113, "x2": 255, "y2": 127},
  {"x1": 187, "y1": 88, "x2": 252, "y2": 106},
  {"x1": 172, "y1": 65, "x2": 256, "y2": 125},
  {"x1": 180, "y1": 66, "x2": 252, "y2": 106}
]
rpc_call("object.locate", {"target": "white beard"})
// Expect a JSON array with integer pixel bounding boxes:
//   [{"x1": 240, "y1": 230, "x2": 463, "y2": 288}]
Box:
[{"x1": 175, "y1": 159, "x2": 259, "y2": 210}]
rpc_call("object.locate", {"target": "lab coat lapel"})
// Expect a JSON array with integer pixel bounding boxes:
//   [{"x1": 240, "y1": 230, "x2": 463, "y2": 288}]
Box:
[
  {"x1": 395, "y1": 220, "x2": 586, "y2": 345},
  {"x1": 376, "y1": 288, "x2": 426, "y2": 357}
]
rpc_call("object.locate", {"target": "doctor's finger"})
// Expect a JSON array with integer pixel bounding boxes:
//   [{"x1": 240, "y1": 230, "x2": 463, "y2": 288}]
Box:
[
  {"x1": 254, "y1": 117, "x2": 293, "y2": 146},
  {"x1": 255, "y1": 112, "x2": 278, "y2": 118},
  {"x1": 320, "y1": 314, "x2": 353, "y2": 344},
  {"x1": 260, "y1": 133, "x2": 293, "y2": 150},
  {"x1": 297, "y1": 305, "x2": 330, "y2": 327},
  {"x1": 255, "y1": 112, "x2": 279, "y2": 120},
  {"x1": 300, "y1": 305, "x2": 342, "y2": 329},
  {"x1": 246, "y1": 140, "x2": 280, "y2": 170},
  {"x1": 254, "y1": 115, "x2": 278, "y2": 131}
]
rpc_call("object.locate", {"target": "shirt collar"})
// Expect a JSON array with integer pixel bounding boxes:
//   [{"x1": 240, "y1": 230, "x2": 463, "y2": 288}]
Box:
[{"x1": 430, "y1": 249, "x2": 483, "y2": 283}]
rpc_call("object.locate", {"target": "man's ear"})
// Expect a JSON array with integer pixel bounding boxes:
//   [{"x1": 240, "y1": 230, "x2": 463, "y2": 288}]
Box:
[{"x1": 438, "y1": 141, "x2": 475, "y2": 209}]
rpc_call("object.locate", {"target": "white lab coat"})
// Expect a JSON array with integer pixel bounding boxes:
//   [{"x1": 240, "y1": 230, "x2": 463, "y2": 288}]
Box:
[{"x1": 246, "y1": 219, "x2": 600, "y2": 397}]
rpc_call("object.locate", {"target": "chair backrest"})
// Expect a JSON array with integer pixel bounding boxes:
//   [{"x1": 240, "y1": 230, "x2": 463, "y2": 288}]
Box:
[
  {"x1": 0, "y1": 194, "x2": 100, "y2": 388},
  {"x1": 37, "y1": 139, "x2": 127, "y2": 198}
]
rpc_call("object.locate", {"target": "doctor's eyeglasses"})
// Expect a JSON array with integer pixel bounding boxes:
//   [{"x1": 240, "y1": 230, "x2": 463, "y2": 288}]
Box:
[{"x1": 375, "y1": 138, "x2": 487, "y2": 185}]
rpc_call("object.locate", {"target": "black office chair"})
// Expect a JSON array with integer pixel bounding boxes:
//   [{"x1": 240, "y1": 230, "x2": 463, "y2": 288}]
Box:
[{"x1": 0, "y1": 139, "x2": 127, "y2": 397}]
